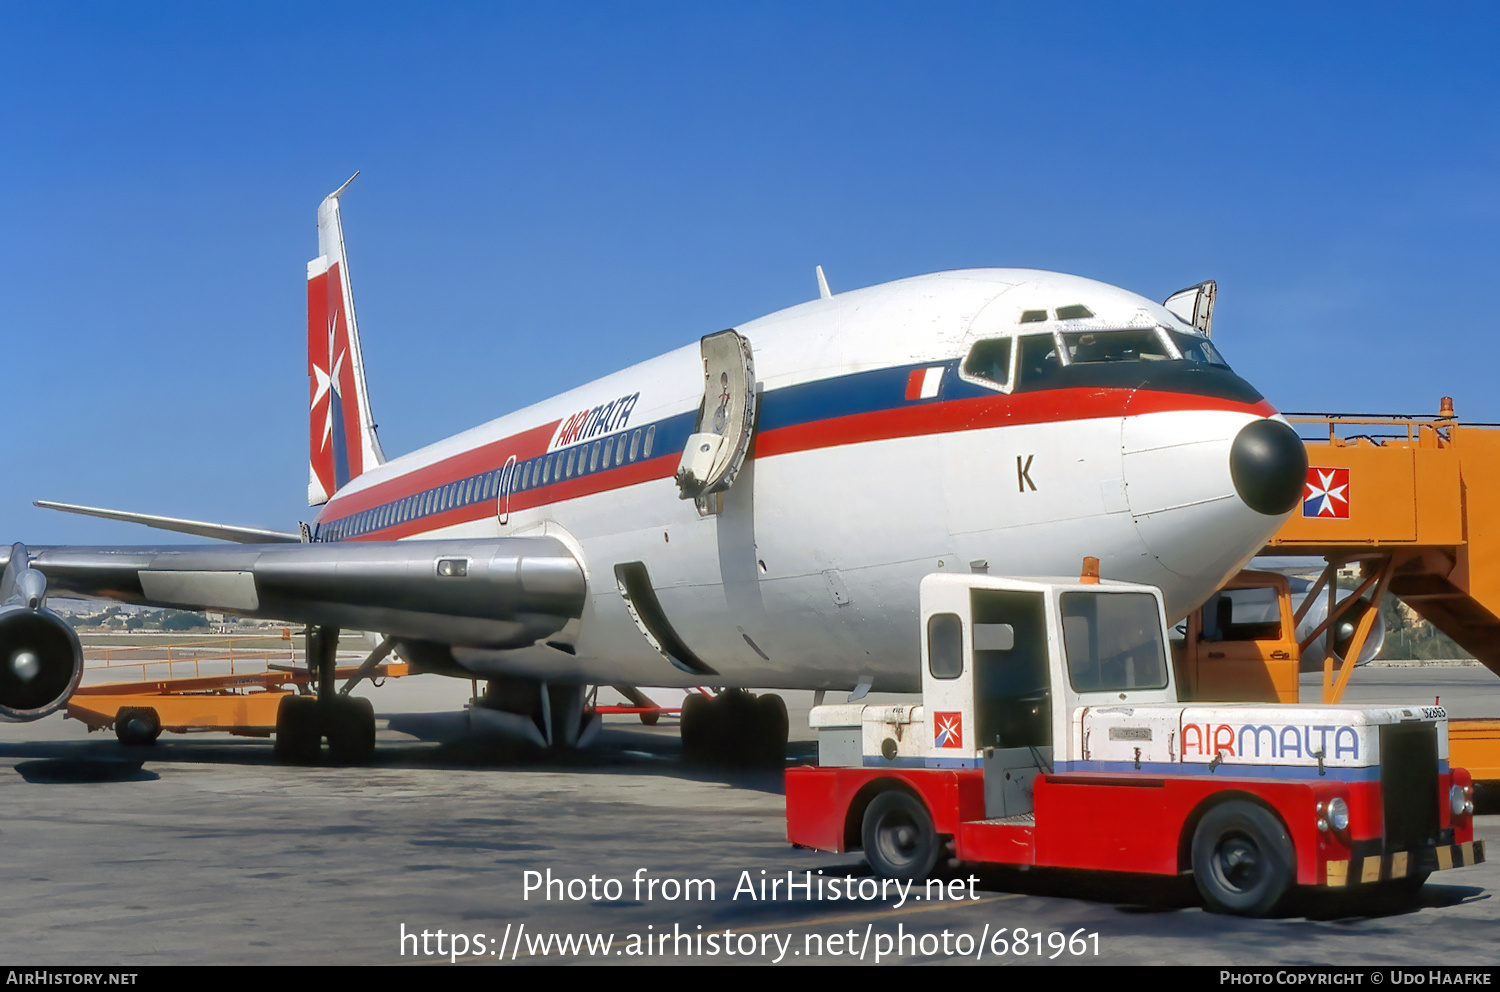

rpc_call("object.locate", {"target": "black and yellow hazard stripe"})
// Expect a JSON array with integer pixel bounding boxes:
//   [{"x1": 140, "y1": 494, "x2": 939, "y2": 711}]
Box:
[{"x1": 1324, "y1": 839, "x2": 1485, "y2": 887}]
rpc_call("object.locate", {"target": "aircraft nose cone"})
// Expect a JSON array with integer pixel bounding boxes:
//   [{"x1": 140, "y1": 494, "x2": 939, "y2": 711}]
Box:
[{"x1": 1229, "y1": 419, "x2": 1307, "y2": 515}]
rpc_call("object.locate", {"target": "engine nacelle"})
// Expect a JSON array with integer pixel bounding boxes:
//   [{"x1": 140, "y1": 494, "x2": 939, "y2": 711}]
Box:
[{"x1": 0, "y1": 605, "x2": 83, "y2": 722}]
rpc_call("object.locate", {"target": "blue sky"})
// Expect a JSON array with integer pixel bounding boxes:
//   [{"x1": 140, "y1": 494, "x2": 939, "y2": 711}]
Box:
[{"x1": 3, "y1": 3, "x2": 1497, "y2": 543}]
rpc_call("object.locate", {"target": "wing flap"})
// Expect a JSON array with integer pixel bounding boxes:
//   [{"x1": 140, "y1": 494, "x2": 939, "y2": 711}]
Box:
[{"x1": 136, "y1": 570, "x2": 260, "y2": 611}]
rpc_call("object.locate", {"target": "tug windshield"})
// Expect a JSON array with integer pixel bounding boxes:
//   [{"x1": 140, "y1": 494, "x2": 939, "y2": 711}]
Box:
[{"x1": 1060, "y1": 591, "x2": 1169, "y2": 693}]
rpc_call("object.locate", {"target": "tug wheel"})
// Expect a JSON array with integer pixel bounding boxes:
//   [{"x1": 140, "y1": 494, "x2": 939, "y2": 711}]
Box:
[
  {"x1": 862, "y1": 790, "x2": 939, "y2": 882},
  {"x1": 1191, "y1": 800, "x2": 1294, "y2": 916}
]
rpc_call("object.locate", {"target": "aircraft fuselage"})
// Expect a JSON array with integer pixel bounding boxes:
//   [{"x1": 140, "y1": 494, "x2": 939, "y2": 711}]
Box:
[{"x1": 312, "y1": 268, "x2": 1301, "y2": 692}]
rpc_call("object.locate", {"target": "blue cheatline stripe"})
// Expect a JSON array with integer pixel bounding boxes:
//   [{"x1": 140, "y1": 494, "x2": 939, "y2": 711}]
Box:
[
  {"x1": 324, "y1": 361, "x2": 935, "y2": 536},
  {"x1": 319, "y1": 408, "x2": 695, "y2": 540},
  {"x1": 1055, "y1": 759, "x2": 1385, "y2": 782},
  {"x1": 321, "y1": 354, "x2": 1263, "y2": 536},
  {"x1": 757, "y1": 363, "x2": 949, "y2": 433},
  {"x1": 319, "y1": 356, "x2": 1028, "y2": 534},
  {"x1": 862, "y1": 755, "x2": 981, "y2": 770}
]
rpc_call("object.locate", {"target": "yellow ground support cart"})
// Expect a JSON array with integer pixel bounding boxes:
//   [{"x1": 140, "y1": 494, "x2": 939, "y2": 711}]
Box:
[{"x1": 1179, "y1": 400, "x2": 1500, "y2": 780}]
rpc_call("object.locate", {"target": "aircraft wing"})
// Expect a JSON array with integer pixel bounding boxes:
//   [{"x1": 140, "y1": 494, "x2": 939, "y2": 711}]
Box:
[{"x1": 0, "y1": 538, "x2": 586, "y2": 721}]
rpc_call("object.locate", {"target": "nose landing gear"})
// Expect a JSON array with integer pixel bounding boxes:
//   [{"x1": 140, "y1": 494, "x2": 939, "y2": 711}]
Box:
[{"x1": 680, "y1": 689, "x2": 787, "y2": 767}]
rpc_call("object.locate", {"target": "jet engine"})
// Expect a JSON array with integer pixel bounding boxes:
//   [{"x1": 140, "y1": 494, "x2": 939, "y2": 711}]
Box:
[{"x1": 0, "y1": 544, "x2": 83, "y2": 722}]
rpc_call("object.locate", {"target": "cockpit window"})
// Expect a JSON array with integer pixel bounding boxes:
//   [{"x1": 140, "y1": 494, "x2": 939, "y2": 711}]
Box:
[
  {"x1": 1017, "y1": 332, "x2": 1062, "y2": 385},
  {"x1": 962, "y1": 337, "x2": 1013, "y2": 389},
  {"x1": 1061, "y1": 328, "x2": 1174, "y2": 364},
  {"x1": 1019, "y1": 309, "x2": 1048, "y2": 323},
  {"x1": 1168, "y1": 329, "x2": 1230, "y2": 367},
  {"x1": 1055, "y1": 304, "x2": 1094, "y2": 320}
]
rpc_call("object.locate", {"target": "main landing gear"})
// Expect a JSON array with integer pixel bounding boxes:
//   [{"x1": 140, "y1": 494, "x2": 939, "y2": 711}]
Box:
[
  {"x1": 273, "y1": 627, "x2": 385, "y2": 765},
  {"x1": 680, "y1": 689, "x2": 788, "y2": 767}
]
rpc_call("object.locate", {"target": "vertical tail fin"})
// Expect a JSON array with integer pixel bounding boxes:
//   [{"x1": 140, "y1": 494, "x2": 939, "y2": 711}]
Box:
[{"x1": 307, "y1": 173, "x2": 385, "y2": 506}]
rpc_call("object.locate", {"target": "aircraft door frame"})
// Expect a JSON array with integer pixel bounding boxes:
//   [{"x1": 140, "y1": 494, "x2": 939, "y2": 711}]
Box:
[{"x1": 496, "y1": 455, "x2": 518, "y2": 526}]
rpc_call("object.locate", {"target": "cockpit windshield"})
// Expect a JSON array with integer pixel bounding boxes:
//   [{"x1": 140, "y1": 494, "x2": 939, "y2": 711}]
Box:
[
  {"x1": 1167, "y1": 329, "x2": 1229, "y2": 367},
  {"x1": 1061, "y1": 328, "x2": 1174, "y2": 364},
  {"x1": 961, "y1": 325, "x2": 1237, "y2": 394},
  {"x1": 961, "y1": 337, "x2": 1012, "y2": 387}
]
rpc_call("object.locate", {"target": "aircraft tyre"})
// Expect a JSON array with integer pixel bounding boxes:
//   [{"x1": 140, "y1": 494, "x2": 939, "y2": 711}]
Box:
[
  {"x1": 716, "y1": 689, "x2": 757, "y2": 763},
  {"x1": 753, "y1": 693, "x2": 788, "y2": 767},
  {"x1": 1191, "y1": 800, "x2": 1294, "y2": 916},
  {"x1": 680, "y1": 690, "x2": 788, "y2": 766},
  {"x1": 862, "y1": 790, "x2": 939, "y2": 882},
  {"x1": 325, "y1": 695, "x2": 376, "y2": 765},
  {"x1": 679, "y1": 692, "x2": 715, "y2": 762},
  {"x1": 274, "y1": 695, "x2": 323, "y2": 764},
  {"x1": 115, "y1": 707, "x2": 161, "y2": 746}
]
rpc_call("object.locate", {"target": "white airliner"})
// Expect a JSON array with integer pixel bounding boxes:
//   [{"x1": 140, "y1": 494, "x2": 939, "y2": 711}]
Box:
[{"x1": 0, "y1": 178, "x2": 1308, "y2": 763}]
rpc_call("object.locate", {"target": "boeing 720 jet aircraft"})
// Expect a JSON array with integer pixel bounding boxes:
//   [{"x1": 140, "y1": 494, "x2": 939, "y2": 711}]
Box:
[{"x1": 0, "y1": 178, "x2": 1308, "y2": 764}]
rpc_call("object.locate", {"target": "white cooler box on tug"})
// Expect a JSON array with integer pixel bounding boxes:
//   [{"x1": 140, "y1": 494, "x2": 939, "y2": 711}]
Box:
[{"x1": 787, "y1": 569, "x2": 1483, "y2": 916}]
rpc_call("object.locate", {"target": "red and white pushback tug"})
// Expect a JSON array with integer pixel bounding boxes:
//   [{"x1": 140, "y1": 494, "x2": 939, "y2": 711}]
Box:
[{"x1": 784, "y1": 562, "x2": 1484, "y2": 915}]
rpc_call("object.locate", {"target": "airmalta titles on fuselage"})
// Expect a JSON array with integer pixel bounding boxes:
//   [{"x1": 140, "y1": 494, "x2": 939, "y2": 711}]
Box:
[{"x1": 550, "y1": 392, "x2": 641, "y2": 451}]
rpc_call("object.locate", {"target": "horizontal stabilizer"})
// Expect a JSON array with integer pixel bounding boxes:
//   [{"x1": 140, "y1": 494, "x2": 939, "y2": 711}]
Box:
[{"x1": 33, "y1": 501, "x2": 301, "y2": 545}]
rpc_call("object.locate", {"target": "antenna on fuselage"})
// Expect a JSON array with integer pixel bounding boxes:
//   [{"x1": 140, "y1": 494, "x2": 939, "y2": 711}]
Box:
[{"x1": 815, "y1": 265, "x2": 832, "y2": 300}]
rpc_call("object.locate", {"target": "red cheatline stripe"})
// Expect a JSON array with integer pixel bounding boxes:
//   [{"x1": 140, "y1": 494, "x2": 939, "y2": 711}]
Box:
[
  {"x1": 328, "y1": 387, "x2": 1275, "y2": 532},
  {"x1": 756, "y1": 387, "x2": 1275, "y2": 459},
  {"x1": 346, "y1": 454, "x2": 677, "y2": 540},
  {"x1": 322, "y1": 420, "x2": 561, "y2": 518}
]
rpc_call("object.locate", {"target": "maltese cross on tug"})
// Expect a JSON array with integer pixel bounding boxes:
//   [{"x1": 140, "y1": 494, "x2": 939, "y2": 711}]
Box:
[{"x1": 5, "y1": 176, "x2": 1309, "y2": 768}]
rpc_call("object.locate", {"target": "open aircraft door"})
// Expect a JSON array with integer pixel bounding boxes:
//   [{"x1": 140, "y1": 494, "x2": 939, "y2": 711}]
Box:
[
  {"x1": 1163, "y1": 280, "x2": 1216, "y2": 336},
  {"x1": 675, "y1": 329, "x2": 756, "y2": 507}
]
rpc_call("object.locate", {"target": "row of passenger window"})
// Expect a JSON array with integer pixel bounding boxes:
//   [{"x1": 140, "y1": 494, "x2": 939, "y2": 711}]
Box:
[
  {"x1": 516, "y1": 424, "x2": 657, "y2": 495},
  {"x1": 319, "y1": 425, "x2": 659, "y2": 541}
]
